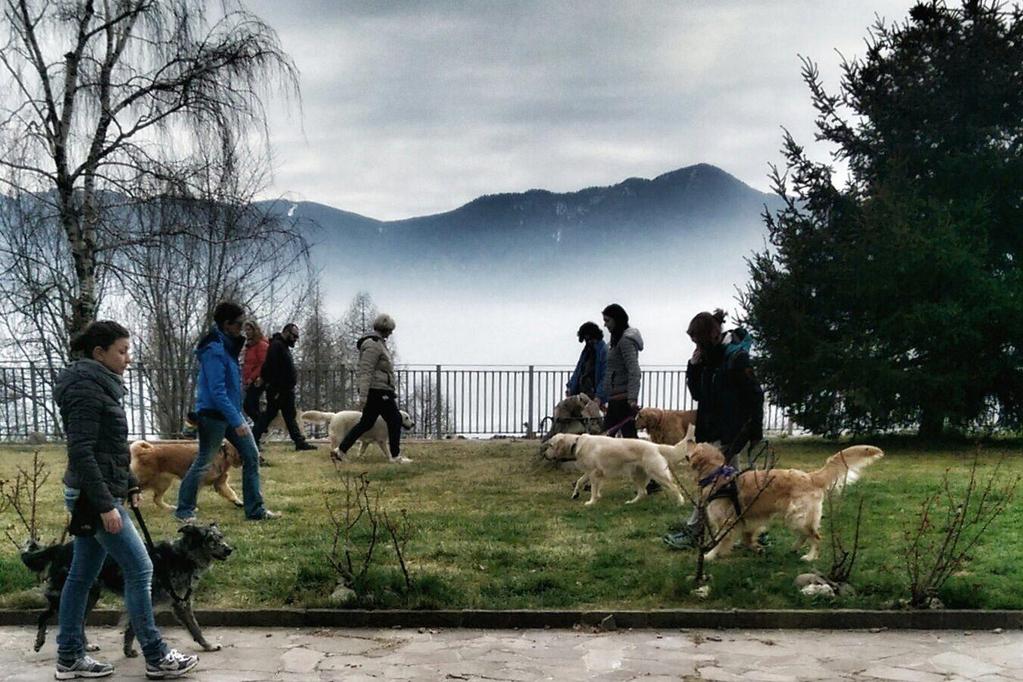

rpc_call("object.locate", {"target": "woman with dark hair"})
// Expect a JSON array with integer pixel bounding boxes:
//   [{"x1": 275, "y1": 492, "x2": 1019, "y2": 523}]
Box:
[
  {"x1": 685, "y1": 308, "x2": 764, "y2": 460},
  {"x1": 600, "y1": 303, "x2": 644, "y2": 438},
  {"x1": 54, "y1": 321, "x2": 198, "y2": 679},
  {"x1": 566, "y1": 321, "x2": 607, "y2": 403},
  {"x1": 241, "y1": 320, "x2": 268, "y2": 423},
  {"x1": 663, "y1": 308, "x2": 765, "y2": 550},
  {"x1": 176, "y1": 302, "x2": 278, "y2": 523}
]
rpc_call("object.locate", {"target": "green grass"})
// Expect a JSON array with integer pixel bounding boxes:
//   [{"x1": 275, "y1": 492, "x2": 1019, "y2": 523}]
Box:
[{"x1": 1, "y1": 437, "x2": 1021, "y2": 610}]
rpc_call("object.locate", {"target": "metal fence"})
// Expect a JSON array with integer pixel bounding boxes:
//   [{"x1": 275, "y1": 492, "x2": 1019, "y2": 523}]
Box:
[{"x1": 0, "y1": 363, "x2": 792, "y2": 441}]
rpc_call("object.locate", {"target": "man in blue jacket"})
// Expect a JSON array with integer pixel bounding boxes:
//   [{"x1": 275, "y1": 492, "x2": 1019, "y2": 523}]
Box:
[
  {"x1": 566, "y1": 322, "x2": 607, "y2": 404},
  {"x1": 176, "y1": 302, "x2": 279, "y2": 523}
]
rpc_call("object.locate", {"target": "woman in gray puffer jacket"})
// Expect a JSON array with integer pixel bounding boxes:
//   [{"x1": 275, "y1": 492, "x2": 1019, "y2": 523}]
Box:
[
  {"x1": 336, "y1": 313, "x2": 412, "y2": 464},
  {"x1": 53, "y1": 321, "x2": 197, "y2": 680},
  {"x1": 600, "y1": 303, "x2": 644, "y2": 438}
]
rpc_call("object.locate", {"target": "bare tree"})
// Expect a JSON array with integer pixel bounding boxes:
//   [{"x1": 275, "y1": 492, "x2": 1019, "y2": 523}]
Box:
[
  {"x1": 119, "y1": 141, "x2": 310, "y2": 437},
  {"x1": 0, "y1": 0, "x2": 299, "y2": 347},
  {"x1": 338, "y1": 291, "x2": 381, "y2": 367},
  {"x1": 903, "y1": 450, "x2": 1018, "y2": 608}
]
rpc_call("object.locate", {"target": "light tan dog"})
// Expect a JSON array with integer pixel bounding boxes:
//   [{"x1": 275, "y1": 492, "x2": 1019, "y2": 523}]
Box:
[
  {"x1": 635, "y1": 407, "x2": 697, "y2": 445},
  {"x1": 544, "y1": 433, "x2": 686, "y2": 507},
  {"x1": 679, "y1": 426, "x2": 883, "y2": 561},
  {"x1": 540, "y1": 394, "x2": 605, "y2": 441},
  {"x1": 129, "y1": 440, "x2": 243, "y2": 511},
  {"x1": 300, "y1": 409, "x2": 414, "y2": 460}
]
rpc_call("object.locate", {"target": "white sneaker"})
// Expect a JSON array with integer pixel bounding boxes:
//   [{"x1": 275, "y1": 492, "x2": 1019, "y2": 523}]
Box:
[
  {"x1": 55, "y1": 655, "x2": 114, "y2": 679},
  {"x1": 145, "y1": 649, "x2": 198, "y2": 679},
  {"x1": 390, "y1": 455, "x2": 414, "y2": 464}
]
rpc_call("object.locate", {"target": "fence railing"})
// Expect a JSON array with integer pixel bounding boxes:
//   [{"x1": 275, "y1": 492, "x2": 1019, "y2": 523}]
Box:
[{"x1": 0, "y1": 363, "x2": 792, "y2": 441}]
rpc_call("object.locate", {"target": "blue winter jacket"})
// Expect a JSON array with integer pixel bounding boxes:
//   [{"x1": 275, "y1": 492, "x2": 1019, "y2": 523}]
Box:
[
  {"x1": 194, "y1": 326, "x2": 245, "y2": 428},
  {"x1": 567, "y1": 339, "x2": 608, "y2": 403}
]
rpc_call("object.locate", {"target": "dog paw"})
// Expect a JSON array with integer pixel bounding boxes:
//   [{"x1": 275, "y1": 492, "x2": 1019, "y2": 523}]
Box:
[
  {"x1": 124, "y1": 647, "x2": 139, "y2": 658},
  {"x1": 202, "y1": 643, "x2": 222, "y2": 652},
  {"x1": 85, "y1": 643, "x2": 101, "y2": 652},
  {"x1": 800, "y1": 554, "x2": 818, "y2": 562},
  {"x1": 583, "y1": 500, "x2": 596, "y2": 506},
  {"x1": 233, "y1": 501, "x2": 244, "y2": 508}
]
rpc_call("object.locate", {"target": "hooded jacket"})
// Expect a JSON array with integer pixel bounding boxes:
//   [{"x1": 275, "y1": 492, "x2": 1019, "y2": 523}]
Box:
[
  {"x1": 194, "y1": 326, "x2": 246, "y2": 428},
  {"x1": 54, "y1": 360, "x2": 137, "y2": 513},
  {"x1": 601, "y1": 327, "x2": 644, "y2": 402},
  {"x1": 356, "y1": 334, "x2": 396, "y2": 403}
]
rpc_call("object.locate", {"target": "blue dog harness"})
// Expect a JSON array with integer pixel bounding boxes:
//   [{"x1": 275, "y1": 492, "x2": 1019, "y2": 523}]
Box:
[{"x1": 699, "y1": 465, "x2": 743, "y2": 516}]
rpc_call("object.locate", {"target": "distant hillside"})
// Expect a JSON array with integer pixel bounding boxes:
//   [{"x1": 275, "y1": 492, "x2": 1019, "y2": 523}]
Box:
[{"x1": 258, "y1": 163, "x2": 783, "y2": 277}]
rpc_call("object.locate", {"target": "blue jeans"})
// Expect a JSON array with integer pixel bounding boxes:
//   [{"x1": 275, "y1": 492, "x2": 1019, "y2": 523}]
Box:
[
  {"x1": 176, "y1": 414, "x2": 265, "y2": 520},
  {"x1": 57, "y1": 488, "x2": 169, "y2": 665}
]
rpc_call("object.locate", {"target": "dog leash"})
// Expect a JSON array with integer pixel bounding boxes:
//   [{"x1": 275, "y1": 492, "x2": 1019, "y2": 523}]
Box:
[
  {"x1": 603, "y1": 412, "x2": 638, "y2": 437},
  {"x1": 129, "y1": 500, "x2": 193, "y2": 604}
]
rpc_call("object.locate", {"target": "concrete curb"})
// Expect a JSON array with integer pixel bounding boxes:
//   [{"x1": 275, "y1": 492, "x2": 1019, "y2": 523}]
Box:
[{"x1": 3, "y1": 609, "x2": 1023, "y2": 630}]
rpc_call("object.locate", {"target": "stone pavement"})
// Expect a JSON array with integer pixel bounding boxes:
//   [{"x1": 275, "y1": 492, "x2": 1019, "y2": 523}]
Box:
[{"x1": 2, "y1": 625, "x2": 1020, "y2": 681}]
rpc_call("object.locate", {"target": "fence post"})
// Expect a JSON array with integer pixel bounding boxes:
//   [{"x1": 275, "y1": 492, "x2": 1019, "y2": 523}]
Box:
[
  {"x1": 29, "y1": 362, "x2": 38, "y2": 435},
  {"x1": 435, "y1": 365, "x2": 442, "y2": 439},
  {"x1": 527, "y1": 365, "x2": 534, "y2": 438},
  {"x1": 137, "y1": 364, "x2": 147, "y2": 440}
]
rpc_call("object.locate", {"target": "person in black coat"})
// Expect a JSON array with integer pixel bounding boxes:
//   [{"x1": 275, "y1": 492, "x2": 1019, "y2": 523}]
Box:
[
  {"x1": 251, "y1": 323, "x2": 316, "y2": 451},
  {"x1": 53, "y1": 321, "x2": 198, "y2": 679},
  {"x1": 663, "y1": 309, "x2": 765, "y2": 550}
]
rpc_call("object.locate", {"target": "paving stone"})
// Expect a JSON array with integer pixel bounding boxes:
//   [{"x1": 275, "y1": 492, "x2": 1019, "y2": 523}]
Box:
[
  {"x1": 929, "y1": 651, "x2": 1004, "y2": 679},
  {"x1": 280, "y1": 646, "x2": 324, "y2": 673},
  {"x1": 861, "y1": 665, "x2": 949, "y2": 682}
]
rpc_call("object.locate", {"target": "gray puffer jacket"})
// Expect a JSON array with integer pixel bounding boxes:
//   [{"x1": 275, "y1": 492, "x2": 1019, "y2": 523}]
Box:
[
  {"x1": 601, "y1": 327, "x2": 644, "y2": 402},
  {"x1": 54, "y1": 359, "x2": 137, "y2": 513},
  {"x1": 356, "y1": 335, "x2": 396, "y2": 402}
]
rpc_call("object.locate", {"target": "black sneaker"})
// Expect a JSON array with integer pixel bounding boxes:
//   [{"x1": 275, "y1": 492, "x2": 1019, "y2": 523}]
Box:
[
  {"x1": 295, "y1": 441, "x2": 317, "y2": 452},
  {"x1": 248, "y1": 509, "x2": 281, "y2": 521},
  {"x1": 662, "y1": 528, "x2": 699, "y2": 550},
  {"x1": 145, "y1": 649, "x2": 198, "y2": 679},
  {"x1": 55, "y1": 655, "x2": 114, "y2": 679}
]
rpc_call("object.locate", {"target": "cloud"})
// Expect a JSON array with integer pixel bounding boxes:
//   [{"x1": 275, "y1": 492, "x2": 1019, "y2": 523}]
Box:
[{"x1": 251, "y1": 0, "x2": 916, "y2": 219}]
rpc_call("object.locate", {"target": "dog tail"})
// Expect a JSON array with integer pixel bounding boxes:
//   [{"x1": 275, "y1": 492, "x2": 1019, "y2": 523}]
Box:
[
  {"x1": 299, "y1": 410, "x2": 335, "y2": 425},
  {"x1": 809, "y1": 445, "x2": 884, "y2": 491},
  {"x1": 20, "y1": 542, "x2": 63, "y2": 573},
  {"x1": 129, "y1": 440, "x2": 155, "y2": 474}
]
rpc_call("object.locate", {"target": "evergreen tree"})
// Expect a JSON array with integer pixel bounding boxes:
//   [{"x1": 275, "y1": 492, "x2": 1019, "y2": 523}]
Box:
[{"x1": 744, "y1": 1, "x2": 1023, "y2": 437}]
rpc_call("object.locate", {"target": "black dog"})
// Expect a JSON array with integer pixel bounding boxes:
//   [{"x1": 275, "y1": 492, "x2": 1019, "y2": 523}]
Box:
[{"x1": 21, "y1": 523, "x2": 232, "y2": 657}]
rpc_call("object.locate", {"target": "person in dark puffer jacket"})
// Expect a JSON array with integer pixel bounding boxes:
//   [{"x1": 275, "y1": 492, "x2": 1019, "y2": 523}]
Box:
[{"x1": 54, "y1": 320, "x2": 198, "y2": 680}]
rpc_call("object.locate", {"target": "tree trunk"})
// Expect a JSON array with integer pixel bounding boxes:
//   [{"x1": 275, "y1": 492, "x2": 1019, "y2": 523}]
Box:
[{"x1": 918, "y1": 407, "x2": 945, "y2": 439}]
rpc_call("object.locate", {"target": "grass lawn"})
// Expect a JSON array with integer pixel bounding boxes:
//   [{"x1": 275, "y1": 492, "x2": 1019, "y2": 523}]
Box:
[{"x1": 1, "y1": 437, "x2": 1021, "y2": 611}]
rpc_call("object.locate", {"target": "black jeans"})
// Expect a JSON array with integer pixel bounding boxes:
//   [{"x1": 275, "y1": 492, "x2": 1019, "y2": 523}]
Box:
[
  {"x1": 243, "y1": 383, "x2": 264, "y2": 423},
  {"x1": 339, "y1": 389, "x2": 402, "y2": 458},
  {"x1": 252, "y1": 387, "x2": 307, "y2": 445},
  {"x1": 603, "y1": 399, "x2": 638, "y2": 438}
]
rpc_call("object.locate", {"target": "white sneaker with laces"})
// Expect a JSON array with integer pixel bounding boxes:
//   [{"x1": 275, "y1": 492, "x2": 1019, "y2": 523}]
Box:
[
  {"x1": 55, "y1": 655, "x2": 114, "y2": 679},
  {"x1": 145, "y1": 649, "x2": 198, "y2": 679},
  {"x1": 390, "y1": 455, "x2": 414, "y2": 464}
]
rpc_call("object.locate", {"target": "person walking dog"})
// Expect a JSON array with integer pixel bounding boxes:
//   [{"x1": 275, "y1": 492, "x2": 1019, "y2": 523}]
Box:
[
  {"x1": 54, "y1": 320, "x2": 198, "y2": 679},
  {"x1": 335, "y1": 313, "x2": 412, "y2": 464},
  {"x1": 176, "y1": 302, "x2": 280, "y2": 523}
]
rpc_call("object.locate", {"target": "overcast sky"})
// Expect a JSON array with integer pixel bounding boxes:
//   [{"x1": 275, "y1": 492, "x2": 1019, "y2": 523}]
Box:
[{"x1": 250, "y1": 0, "x2": 917, "y2": 221}]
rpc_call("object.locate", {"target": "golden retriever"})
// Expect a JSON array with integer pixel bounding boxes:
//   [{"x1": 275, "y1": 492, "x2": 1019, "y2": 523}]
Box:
[
  {"x1": 544, "y1": 433, "x2": 686, "y2": 507},
  {"x1": 635, "y1": 407, "x2": 697, "y2": 445},
  {"x1": 679, "y1": 427, "x2": 883, "y2": 561},
  {"x1": 129, "y1": 440, "x2": 242, "y2": 511},
  {"x1": 300, "y1": 409, "x2": 414, "y2": 460}
]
